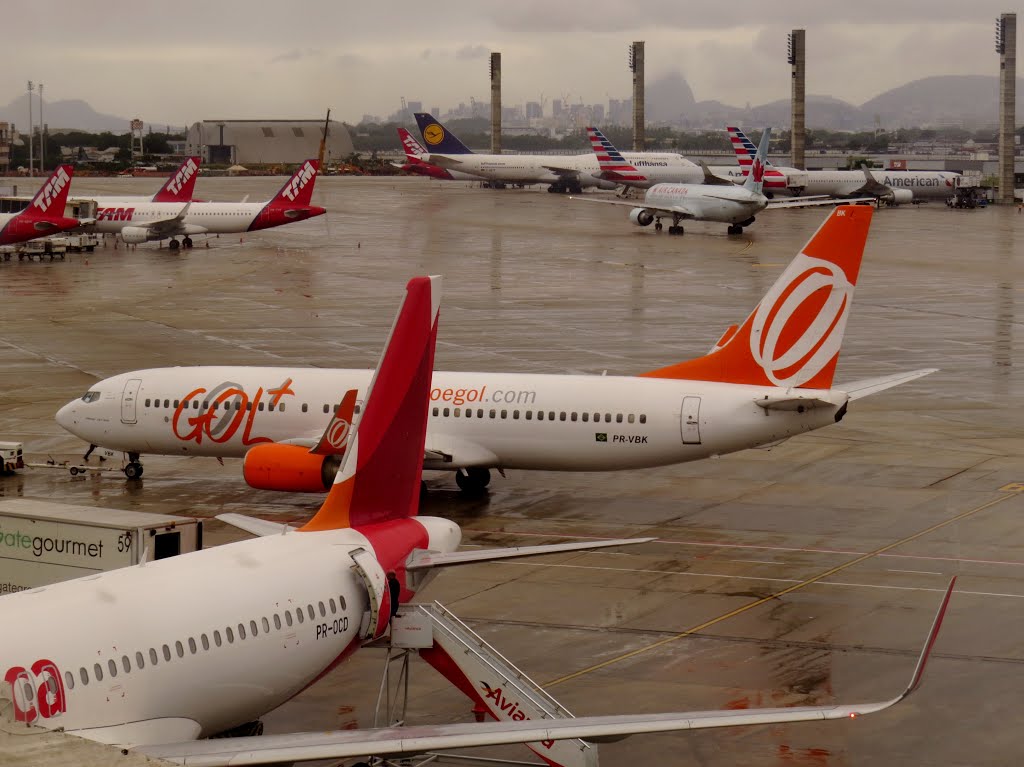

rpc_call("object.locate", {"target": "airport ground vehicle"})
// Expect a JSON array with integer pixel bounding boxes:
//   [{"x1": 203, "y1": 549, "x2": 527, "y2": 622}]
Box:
[{"x1": 0, "y1": 442, "x2": 24, "y2": 473}]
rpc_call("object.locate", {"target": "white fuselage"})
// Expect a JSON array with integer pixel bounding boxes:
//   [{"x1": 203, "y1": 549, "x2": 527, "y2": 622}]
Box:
[
  {"x1": 790, "y1": 170, "x2": 959, "y2": 199},
  {"x1": 0, "y1": 517, "x2": 459, "y2": 747},
  {"x1": 425, "y1": 152, "x2": 702, "y2": 187},
  {"x1": 642, "y1": 183, "x2": 768, "y2": 225},
  {"x1": 57, "y1": 367, "x2": 846, "y2": 471},
  {"x1": 92, "y1": 201, "x2": 270, "y2": 236}
]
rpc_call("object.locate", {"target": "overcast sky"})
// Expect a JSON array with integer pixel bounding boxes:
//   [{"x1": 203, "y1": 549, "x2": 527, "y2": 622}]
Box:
[{"x1": 7, "y1": 1, "x2": 1018, "y2": 125}]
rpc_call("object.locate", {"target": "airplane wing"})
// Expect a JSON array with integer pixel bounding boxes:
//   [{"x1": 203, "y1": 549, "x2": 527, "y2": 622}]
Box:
[
  {"x1": 541, "y1": 164, "x2": 582, "y2": 178},
  {"x1": 569, "y1": 196, "x2": 698, "y2": 220},
  {"x1": 767, "y1": 197, "x2": 876, "y2": 209},
  {"x1": 216, "y1": 513, "x2": 291, "y2": 537},
  {"x1": 133, "y1": 578, "x2": 954, "y2": 766},
  {"x1": 424, "y1": 154, "x2": 463, "y2": 168},
  {"x1": 406, "y1": 537, "x2": 656, "y2": 570},
  {"x1": 141, "y1": 203, "x2": 193, "y2": 238},
  {"x1": 838, "y1": 368, "x2": 938, "y2": 401}
]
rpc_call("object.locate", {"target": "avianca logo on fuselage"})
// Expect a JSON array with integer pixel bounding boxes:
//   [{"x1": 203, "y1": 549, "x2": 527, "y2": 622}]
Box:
[
  {"x1": 32, "y1": 168, "x2": 70, "y2": 213},
  {"x1": 5, "y1": 659, "x2": 67, "y2": 723},
  {"x1": 280, "y1": 162, "x2": 316, "y2": 201},
  {"x1": 167, "y1": 158, "x2": 198, "y2": 196},
  {"x1": 749, "y1": 251, "x2": 852, "y2": 386},
  {"x1": 97, "y1": 207, "x2": 135, "y2": 222}
]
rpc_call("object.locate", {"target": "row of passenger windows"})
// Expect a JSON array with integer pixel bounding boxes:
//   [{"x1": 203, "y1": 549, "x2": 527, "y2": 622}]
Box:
[
  {"x1": 62, "y1": 594, "x2": 347, "y2": 691},
  {"x1": 432, "y1": 407, "x2": 647, "y2": 424},
  {"x1": 144, "y1": 398, "x2": 363, "y2": 416}
]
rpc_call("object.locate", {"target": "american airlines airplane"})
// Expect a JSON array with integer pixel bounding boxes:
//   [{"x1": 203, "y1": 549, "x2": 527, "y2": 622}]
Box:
[
  {"x1": 727, "y1": 126, "x2": 961, "y2": 203},
  {"x1": 89, "y1": 160, "x2": 325, "y2": 250},
  {"x1": 3, "y1": 274, "x2": 956, "y2": 765},
  {"x1": 0, "y1": 165, "x2": 86, "y2": 245},
  {"x1": 413, "y1": 113, "x2": 701, "y2": 193},
  {"x1": 393, "y1": 128, "x2": 480, "y2": 181},
  {"x1": 57, "y1": 205, "x2": 933, "y2": 494},
  {"x1": 575, "y1": 129, "x2": 870, "y2": 236}
]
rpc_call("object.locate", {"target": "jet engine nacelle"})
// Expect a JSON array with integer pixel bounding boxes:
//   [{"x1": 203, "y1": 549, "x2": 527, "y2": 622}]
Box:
[
  {"x1": 629, "y1": 208, "x2": 655, "y2": 227},
  {"x1": 885, "y1": 188, "x2": 914, "y2": 205},
  {"x1": 120, "y1": 226, "x2": 151, "y2": 244},
  {"x1": 242, "y1": 443, "x2": 342, "y2": 492}
]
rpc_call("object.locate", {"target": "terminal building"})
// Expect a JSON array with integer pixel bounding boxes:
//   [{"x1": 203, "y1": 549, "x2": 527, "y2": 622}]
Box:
[{"x1": 184, "y1": 119, "x2": 354, "y2": 165}]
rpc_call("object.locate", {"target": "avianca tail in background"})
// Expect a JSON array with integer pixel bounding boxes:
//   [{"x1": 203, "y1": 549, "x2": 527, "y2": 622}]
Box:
[
  {"x1": 0, "y1": 165, "x2": 86, "y2": 245},
  {"x1": 576, "y1": 129, "x2": 875, "y2": 236},
  {"x1": 57, "y1": 205, "x2": 935, "y2": 494},
  {"x1": 90, "y1": 160, "x2": 325, "y2": 249},
  {"x1": 727, "y1": 126, "x2": 961, "y2": 203},
  {"x1": 8, "y1": 274, "x2": 955, "y2": 764},
  {"x1": 393, "y1": 128, "x2": 479, "y2": 181}
]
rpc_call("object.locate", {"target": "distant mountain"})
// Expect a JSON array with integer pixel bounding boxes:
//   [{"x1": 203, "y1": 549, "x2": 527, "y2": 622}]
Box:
[{"x1": 0, "y1": 94, "x2": 180, "y2": 133}]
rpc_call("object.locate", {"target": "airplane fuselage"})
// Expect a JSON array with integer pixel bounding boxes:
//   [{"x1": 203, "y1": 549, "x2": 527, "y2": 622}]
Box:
[
  {"x1": 91, "y1": 200, "x2": 318, "y2": 237},
  {"x1": 641, "y1": 183, "x2": 768, "y2": 225},
  {"x1": 57, "y1": 367, "x2": 845, "y2": 471}
]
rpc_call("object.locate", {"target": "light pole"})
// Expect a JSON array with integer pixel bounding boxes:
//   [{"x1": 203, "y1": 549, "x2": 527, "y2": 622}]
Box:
[
  {"x1": 27, "y1": 80, "x2": 34, "y2": 177},
  {"x1": 39, "y1": 83, "x2": 44, "y2": 172}
]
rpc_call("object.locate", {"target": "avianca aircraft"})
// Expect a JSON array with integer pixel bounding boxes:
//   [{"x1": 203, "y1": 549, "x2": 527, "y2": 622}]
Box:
[
  {"x1": 0, "y1": 165, "x2": 85, "y2": 245},
  {"x1": 4, "y1": 274, "x2": 955, "y2": 765},
  {"x1": 90, "y1": 160, "x2": 325, "y2": 249},
  {"x1": 727, "y1": 126, "x2": 961, "y2": 203},
  {"x1": 576, "y1": 129, "x2": 873, "y2": 236},
  {"x1": 413, "y1": 113, "x2": 699, "y2": 193},
  {"x1": 57, "y1": 205, "x2": 934, "y2": 494},
  {"x1": 394, "y1": 128, "x2": 479, "y2": 181},
  {"x1": 584, "y1": 127, "x2": 790, "y2": 194}
]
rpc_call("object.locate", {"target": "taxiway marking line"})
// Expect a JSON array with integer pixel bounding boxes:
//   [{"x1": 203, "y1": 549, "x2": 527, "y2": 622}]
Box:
[{"x1": 545, "y1": 491, "x2": 1016, "y2": 688}]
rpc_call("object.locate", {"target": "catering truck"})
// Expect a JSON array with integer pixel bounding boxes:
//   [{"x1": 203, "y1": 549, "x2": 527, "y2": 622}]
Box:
[{"x1": 0, "y1": 499, "x2": 202, "y2": 592}]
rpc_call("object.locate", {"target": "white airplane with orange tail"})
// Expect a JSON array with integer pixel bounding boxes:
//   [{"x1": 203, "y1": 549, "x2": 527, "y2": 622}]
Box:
[
  {"x1": 7, "y1": 274, "x2": 955, "y2": 765},
  {"x1": 57, "y1": 205, "x2": 934, "y2": 494},
  {"x1": 0, "y1": 165, "x2": 88, "y2": 245}
]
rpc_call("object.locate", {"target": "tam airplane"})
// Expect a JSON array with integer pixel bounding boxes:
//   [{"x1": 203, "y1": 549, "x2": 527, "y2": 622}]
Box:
[
  {"x1": 575, "y1": 129, "x2": 872, "y2": 236},
  {"x1": 413, "y1": 113, "x2": 700, "y2": 193},
  {"x1": 394, "y1": 128, "x2": 480, "y2": 181},
  {"x1": 89, "y1": 160, "x2": 325, "y2": 249},
  {"x1": 727, "y1": 126, "x2": 961, "y2": 203},
  {"x1": 0, "y1": 165, "x2": 86, "y2": 245},
  {"x1": 94, "y1": 156, "x2": 203, "y2": 204},
  {"x1": 57, "y1": 205, "x2": 934, "y2": 494},
  {"x1": 4, "y1": 274, "x2": 956, "y2": 765}
]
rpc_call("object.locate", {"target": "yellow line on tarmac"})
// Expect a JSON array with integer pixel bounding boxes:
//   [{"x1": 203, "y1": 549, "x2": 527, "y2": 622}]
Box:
[{"x1": 546, "y1": 491, "x2": 1018, "y2": 688}]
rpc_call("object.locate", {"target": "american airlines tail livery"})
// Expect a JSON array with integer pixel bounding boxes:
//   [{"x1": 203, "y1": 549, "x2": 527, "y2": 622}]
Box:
[
  {"x1": 0, "y1": 165, "x2": 85, "y2": 245},
  {"x1": 57, "y1": 205, "x2": 934, "y2": 493},
  {"x1": 90, "y1": 159, "x2": 325, "y2": 249},
  {"x1": 7, "y1": 274, "x2": 956, "y2": 765}
]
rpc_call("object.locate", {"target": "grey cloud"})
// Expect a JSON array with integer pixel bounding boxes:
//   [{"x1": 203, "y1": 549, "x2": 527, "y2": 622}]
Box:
[{"x1": 455, "y1": 45, "x2": 489, "y2": 60}]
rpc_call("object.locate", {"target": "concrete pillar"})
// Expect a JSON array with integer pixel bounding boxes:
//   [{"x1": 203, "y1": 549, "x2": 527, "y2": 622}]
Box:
[
  {"x1": 789, "y1": 29, "x2": 805, "y2": 170},
  {"x1": 630, "y1": 41, "x2": 645, "y2": 151},
  {"x1": 997, "y1": 13, "x2": 1016, "y2": 204},
  {"x1": 490, "y1": 52, "x2": 501, "y2": 154}
]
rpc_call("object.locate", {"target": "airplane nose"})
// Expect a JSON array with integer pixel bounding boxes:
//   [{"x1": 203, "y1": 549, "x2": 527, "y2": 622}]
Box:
[{"x1": 55, "y1": 401, "x2": 77, "y2": 432}]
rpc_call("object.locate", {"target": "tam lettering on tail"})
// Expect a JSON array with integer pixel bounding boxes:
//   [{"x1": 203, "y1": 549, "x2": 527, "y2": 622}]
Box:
[
  {"x1": 641, "y1": 205, "x2": 873, "y2": 389},
  {"x1": 398, "y1": 128, "x2": 428, "y2": 159},
  {"x1": 26, "y1": 165, "x2": 75, "y2": 218},
  {"x1": 152, "y1": 157, "x2": 201, "y2": 202},
  {"x1": 301, "y1": 276, "x2": 442, "y2": 531},
  {"x1": 587, "y1": 127, "x2": 646, "y2": 183},
  {"x1": 274, "y1": 159, "x2": 320, "y2": 206}
]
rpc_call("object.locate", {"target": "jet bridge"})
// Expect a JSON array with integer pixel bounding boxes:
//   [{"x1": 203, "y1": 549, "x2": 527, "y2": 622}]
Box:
[{"x1": 374, "y1": 602, "x2": 599, "y2": 767}]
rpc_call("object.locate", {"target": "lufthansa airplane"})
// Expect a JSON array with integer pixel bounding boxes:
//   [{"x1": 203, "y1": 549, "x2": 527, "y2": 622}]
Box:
[
  {"x1": 56, "y1": 205, "x2": 934, "y2": 493},
  {"x1": 5, "y1": 274, "x2": 956, "y2": 766}
]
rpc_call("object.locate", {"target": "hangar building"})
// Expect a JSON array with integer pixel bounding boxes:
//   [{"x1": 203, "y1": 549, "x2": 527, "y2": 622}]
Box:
[{"x1": 184, "y1": 120, "x2": 354, "y2": 165}]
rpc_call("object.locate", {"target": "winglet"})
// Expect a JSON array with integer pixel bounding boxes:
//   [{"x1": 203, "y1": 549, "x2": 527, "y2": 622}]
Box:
[
  {"x1": 300, "y1": 276, "x2": 441, "y2": 532},
  {"x1": 896, "y1": 576, "x2": 955, "y2": 703},
  {"x1": 152, "y1": 157, "x2": 201, "y2": 202},
  {"x1": 310, "y1": 389, "x2": 357, "y2": 456},
  {"x1": 640, "y1": 205, "x2": 873, "y2": 389}
]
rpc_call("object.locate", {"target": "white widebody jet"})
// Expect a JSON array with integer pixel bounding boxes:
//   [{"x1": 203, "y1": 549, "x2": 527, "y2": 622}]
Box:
[
  {"x1": 57, "y1": 205, "x2": 934, "y2": 494},
  {"x1": 5, "y1": 274, "x2": 956, "y2": 766},
  {"x1": 414, "y1": 112, "x2": 701, "y2": 193},
  {"x1": 89, "y1": 160, "x2": 325, "y2": 249},
  {"x1": 727, "y1": 126, "x2": 961, "y2": 203},
  {"x1": 575, "y1": 128, "x2": 874, "y2": 236}
]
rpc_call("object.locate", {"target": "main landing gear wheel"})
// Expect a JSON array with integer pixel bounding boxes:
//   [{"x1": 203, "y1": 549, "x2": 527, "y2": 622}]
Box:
[
  {"x1": 727, "y1": 224, "x2": 743, "y2": 235},
  {"x1": 124, "y1": 462, "x2": 144, "y2": 480},
  {"x1": 168, "y1": 239, "x2": 181, "y2": 251},
  {"x1": 182, "y1": 236, "x2": 194, "y2": 249},
  {"x1": 455, "y1": 467, "x2": 491, "y2": 494},
  {"x1": 668, "y1": 225, "x2": 684, "y2": 235},
  {"x1": 654, "y1": 222, "x2": 663, "y2": 232}
]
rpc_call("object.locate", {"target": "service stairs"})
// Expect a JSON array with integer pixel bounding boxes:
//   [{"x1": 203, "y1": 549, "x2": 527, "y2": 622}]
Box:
[{"x1": 386, "y1": 602, "x2": 599, "y2": 767}]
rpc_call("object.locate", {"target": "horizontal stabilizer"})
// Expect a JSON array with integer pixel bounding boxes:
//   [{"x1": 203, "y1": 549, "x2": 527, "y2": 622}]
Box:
[
  {"x1": 406, "y1": 537, "x2": 656, "y2": 571},
  {"x1": 698, "y1": 160, "x2": 735, "y2": 186},
  {"x1": 838, "y1": 368, "x2": 938, "y2": 401},
  {"x1": 216, "y1": 513, "x2": 291, "y2": 537},
  {"x1": 767, "y1": 197, "x2": 876, "y2": 209},
  {"x1": 754, "y1": 394, "x2": 838, "y2": 411}
]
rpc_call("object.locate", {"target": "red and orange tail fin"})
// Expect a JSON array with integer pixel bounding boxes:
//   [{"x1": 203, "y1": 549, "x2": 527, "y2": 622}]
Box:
[
  {"x1": 398, "y1": 127, "x2": 427, "y2": 159},
  {"x1": 300, "y1": 276, "x2": 441, "y2": 532},
  {"x1": 270, "y1": 159, "x2": 319, "y2": 207},
  {"x1": 310, "y1": 389, "x2": 357, "y2": 456},
  {"x1": 152, "y1": 156, "x2": 201, "y2": 202},
  {"x1": 641, "y1": 205, "x2": 873, "y2": 389},
  {"x1": 23, "y1": 165, "x2": 74, "y2": 221}
]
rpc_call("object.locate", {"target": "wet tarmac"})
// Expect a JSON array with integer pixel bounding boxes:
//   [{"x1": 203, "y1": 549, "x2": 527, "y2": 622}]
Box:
[{"x1": 3, "y1": 175, "x2": 1024, "y2": 766}]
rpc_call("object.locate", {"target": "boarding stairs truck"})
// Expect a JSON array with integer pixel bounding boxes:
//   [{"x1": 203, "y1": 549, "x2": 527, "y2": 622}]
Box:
[
  {"x1": 0, "y1": 499, "x2": 202, "y2": 593},
  {"x1": 376, "y1": 602, "x2": 598, "y2": 767}
]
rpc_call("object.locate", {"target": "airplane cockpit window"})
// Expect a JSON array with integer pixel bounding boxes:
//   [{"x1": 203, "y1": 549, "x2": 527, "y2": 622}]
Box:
[{"x1": 81, "y1": 391, "x2": 101, "y2": 403}]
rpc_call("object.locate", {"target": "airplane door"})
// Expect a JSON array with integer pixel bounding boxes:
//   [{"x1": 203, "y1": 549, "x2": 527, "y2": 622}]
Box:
[
  {"x1": 680, "y1": 396, "x2": 701, "y2": 444},
  {"x1": 121, "y1": 378, "x2": 142, "y2": 425}
]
